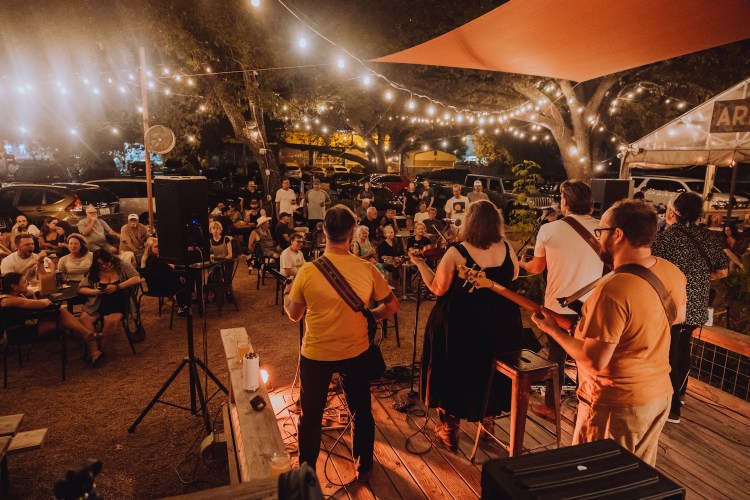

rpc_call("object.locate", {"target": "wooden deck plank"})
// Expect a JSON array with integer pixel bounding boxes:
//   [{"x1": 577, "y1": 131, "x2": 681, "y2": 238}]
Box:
[{"x1": 0, "y1": 414, "x2": 23, "y2": 437}]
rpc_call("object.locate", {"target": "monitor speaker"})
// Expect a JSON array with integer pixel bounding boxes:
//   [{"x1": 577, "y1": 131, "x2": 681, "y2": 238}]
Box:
[
  {"x1": 154, "y1": 176, "x2": 209, "y2": 264},
  {"x1": 592, "y1": 179, "x2": 633, "y2": 217}
]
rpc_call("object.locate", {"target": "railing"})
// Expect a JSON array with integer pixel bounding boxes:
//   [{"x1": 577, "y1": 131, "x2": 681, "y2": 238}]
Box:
[{"x1": 691, "y1": 325, "x2": 750, "y2": 402}]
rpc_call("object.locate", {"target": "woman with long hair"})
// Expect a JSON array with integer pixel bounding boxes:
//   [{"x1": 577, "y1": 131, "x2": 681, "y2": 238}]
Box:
[
  {"x1": 57, "y1": 234, "x2": 92, "y2": 282},
  {"x1": 722, "y1": 223, "x2": 748, "y2": 271},
  {"x1": 409, "y1": 200, "x2": 523, "y2": 450},
  {"x1": 141, "y1": 237, "x2": 191, "y2": 316},
  {"x1": 78, "y1": 249, "x2": 141, "y2": 365},
  {"x1": 352, "y1": 225, "x2": 377, "y2": 263},
  {"x1": 39, "y1": 217, "x2": 68, "y2": 254},
  {"x1": 357, "y1": 181, "x2": 374, "y2": 202}
]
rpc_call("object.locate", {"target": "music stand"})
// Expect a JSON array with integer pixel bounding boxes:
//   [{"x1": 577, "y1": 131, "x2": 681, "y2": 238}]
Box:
[{"x1": 128, "y1": 304, "x2": 227, "y2": 434}]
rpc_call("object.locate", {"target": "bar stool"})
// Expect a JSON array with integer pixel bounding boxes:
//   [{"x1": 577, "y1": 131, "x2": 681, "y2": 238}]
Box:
[
  {"x1": 380, "y1": 314, "x2": 400, "y2": 347},
  {"x1": 470, "y1": 349, "x2": 561, "y2": 461}
]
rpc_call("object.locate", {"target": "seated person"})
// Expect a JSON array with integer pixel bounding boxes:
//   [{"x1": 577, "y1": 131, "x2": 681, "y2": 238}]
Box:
[
  {"x1": 10, "y1": 215, "x2": 40, "y2": 251},
  {"x1": 247, "y1": 216, "x2": 280, "y2": 262},
  {"x1": 39, "y1": 217, "x2": 68, "y2": 255},
  {"x1": 141, "y1": 237, "x2": 191, "y2": 316},
  {"x1": 228, "y1": 204, "x2": 251, "y2": 247},
  {"x1": 244, "y1": 198, "x2": 267, "y2": 230},
  {"x1": 413, "y1": 201, "x2": 429, "y2": 225},
  {"x1": 279, "y1": 233, "x2": 306, "y2": 278},
  {"x1": 78, "y1": 205, "x2": 119, "y2": 252},
  {"x1": 57, "y1": 234, "x2": 93, "y2": 282},
  {"x1": 275, "y1": 212, "x2": 293, "y2": 250},
  {"x1": 361, "y1": 207, "x2": 381, "y2": 243},
  {"x1": 213, "y1": 206, "x2": 234, "y2": 238},
  {"x1": 352, "y1": 225, "x2": 377, "y2": 264},
  {"x1": 78, "y1": 249, "x2": 142, "y2": 366},
  {"x1": 1, "y1": 233, "x2": 48, "y2": 282},
  {"x1": 119, "y1": 214, "x2": 150, "y2": 263},
  {"x1": 355, "y1": 198, "x2": 371, "y2": 222},
  {"x1": 379, "y1": 208, "x2": 399, "y2": 239},
  {"x1": 210, "y1": 201, "x2": 225, "y2": 216},
  {"x1": 0, "y1": 272, "x2": 100, "y2": 361},
  {"x1": 423, "y1": 207, "x2": 446, "y2": 237},
  {"x1": 406, "y1": 222, "x2": 432, "y2": 256},
  {"x1": 377, "y1": 225, "x2": 404, "y2": 277}
]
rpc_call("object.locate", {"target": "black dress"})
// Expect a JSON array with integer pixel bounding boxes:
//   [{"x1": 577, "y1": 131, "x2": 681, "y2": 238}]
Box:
[{"x1": 421, "y1": 242, "x2": 523, "y2": 421}]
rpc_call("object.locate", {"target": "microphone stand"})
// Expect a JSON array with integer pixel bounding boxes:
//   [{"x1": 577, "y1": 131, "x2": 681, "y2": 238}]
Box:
[{"x1": 409, "y1": 270, "x2": 424, "y2": 399}]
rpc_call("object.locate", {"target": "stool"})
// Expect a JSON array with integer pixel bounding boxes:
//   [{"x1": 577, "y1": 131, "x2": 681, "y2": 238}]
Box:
[
  {"x1": 471, "y1": 349, "x2": 560, "y2": 461},
  {"x1": 380, "y1": 314, "x2": 400, "y2": 347}
]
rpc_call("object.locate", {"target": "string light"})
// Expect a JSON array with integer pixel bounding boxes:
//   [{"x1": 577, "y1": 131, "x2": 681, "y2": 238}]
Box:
[
  {"x1": 251, "y1": 0, "x2": 260, "y2": 7},
  {"x1": 298, "y1": 37, "x2": 308, "y2": 49}
]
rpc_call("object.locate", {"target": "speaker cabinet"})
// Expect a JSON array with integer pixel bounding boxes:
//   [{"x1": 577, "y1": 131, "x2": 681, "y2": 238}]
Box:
[
  {"x1": 592, "y1": 179, "x2": 633, "y2": 217},
  {"x1": 154, "y1": 176, "x2": 209, "y2": 264}
]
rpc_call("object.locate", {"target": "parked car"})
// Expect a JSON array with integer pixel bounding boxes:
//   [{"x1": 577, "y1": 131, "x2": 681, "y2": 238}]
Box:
[
  {"x1": 78, "y1": 161, "x2": 121, "y2": 182},
  {"x1": 86, "y1": 179, "x2": 155, "y2": 225},
  {"x1": 369, "y1": 186, "x2": 403, "y2": 216},
  {"x1": 283, "y1": 164, "x2": 302, "y2": 179},
  {"x1": 0, "y1": 183, "x2": 121, "y2": 227},
  {"x1": 8, "y1": 160, "x2": 74, "y2": 184},
  {"x1": 370, "y1": 174, "x2": 410, "y2": 196},
  {"x1": 307, "y1": 167, "x2": 329, "y2": 181},
  {"x1": 632, "y1": 175, "x2": 750, "y2": 210},
  {"x1": 329, "y1": 172, "x2": 362, "y2": 191},
  {"x1": 0, "y1": 194, "x2": 24, "y2": 234},
  {"x1": 331, "y1": 165, "x2": 349, "y2": 174},
  {"x1": 424, "y1": 168, "x2": 471, "y2": 187}
]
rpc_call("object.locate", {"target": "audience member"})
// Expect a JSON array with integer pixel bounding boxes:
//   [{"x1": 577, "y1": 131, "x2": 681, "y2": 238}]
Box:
[
  {"x1": 78, "y1": 205, "x2": 119, "y2": 252},
  {"x1": 275, "y1": 213, "x2": 294, "y2": 250},
  {"x1": 352, "y1": 225, "x2": 377, "y2": 263},
  {"x1": 279, "y1": 233, "x2": 306, "y2": 278},
  {"x1": 722, "y1": 223, "x2": 748, "y2": 271},
  {"x1": 304, "y1": 179, "x2": 330, "y2": 231},
  {"x1": 444, "y1": 184, "x2": 469, "y2": 222},
  {"x1": 467, "y1": 180, "x2": 489, "y2": 203},
  {"x1": 10, "y1": 215, "x2": 40, "y2": 250},
  {"x1": 354, "y1": 198, "x2": 371, "y2": 221},
  {"x1": 57, "y1": 234, "x2": 92, "y2": 282},
  {"x1": 414, "y1": 201, "x2": 429, "y2": 225},
  {"x1": 240, "y1": 180, "x2": 263, "y2": 211},
  {"x1": 378, "y1": 208, "x2": 399, "y2": 238},
  {"x1": 357, "y1": 181, "x2": 375, "y2": 202},
  {"x1": 39, "y1": 217, "x2": 68, "y2": 255},
  {"x1": 244, "y1": 198, "x2": 267, "y2": 230},
  {"x1": 420, "y1": 179, "x2": 435, "y2": 209},
  {"x1": 407, "y1": 222, "x2": 431, "y2": 255},
  {"x1": 248, "y1": 216, "x2": 280, "y2": 260},
  {"x1": 360, "y1": 207, "x2": 380, "y2": 241},
  {"x1": 423, "y1": 207, "x2": 445, "y2": 238},
  {"x1": 275, "y1": 179, "x2": 298, "y2": 218},
  {"x1": 141, "y1": 237, "x2": 191, "y2": 316},
  {"x1": 402, "y1": 182, "x2": 420, "y2": 232},
  {"x1": 119, "y1": 214, "x2": 150, "y2": 262},
  {"x1": 1, "y1": 234, "x2": 47, "y2": 281}
]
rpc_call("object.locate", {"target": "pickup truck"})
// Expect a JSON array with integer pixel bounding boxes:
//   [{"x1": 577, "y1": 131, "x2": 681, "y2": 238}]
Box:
[{"x1": 463, "y1": 174, "x2": 556, "y2": 216}]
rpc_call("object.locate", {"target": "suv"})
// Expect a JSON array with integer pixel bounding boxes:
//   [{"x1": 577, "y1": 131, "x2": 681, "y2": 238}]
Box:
[
  {"x1": 633, "y1": 176, "x2": 750, "y2": 210},
  {"x1": 283, "y1": 164, "x2": 302, "y2": 179},
  {"x1": 371, "y1": 174, "x2": 410, "y2": 196},
  {"x1": 86, "y1": 179, "x2": 155, "y2": 224},
  {"x1": 0, "y1": 183, "x2": 121, "y2": 227},
  {"x1": 8, "y1": 160, "x2": 74, "y2": 184}
]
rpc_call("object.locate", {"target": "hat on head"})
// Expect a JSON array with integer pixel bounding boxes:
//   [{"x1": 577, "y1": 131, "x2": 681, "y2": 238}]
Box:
[
  {"x1": 256, "y1": 216, "x2": 272, "y2": 226},
  {"x1": 128, "y1": 214, "x2": 139, "y2": 221},
  {"x1": 473, "y1": 180, "x2": 483, "y2": 186}
]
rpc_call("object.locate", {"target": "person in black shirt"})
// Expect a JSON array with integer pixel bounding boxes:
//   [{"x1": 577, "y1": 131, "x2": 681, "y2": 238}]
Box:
[
  {"x1": 420, "y1": 179, "x2": 435, "y2": 209},
  {"x1": 275, "y1": 212, "x2": 294, "y2": 249},
  {"x1": 423, "y1": 207, "x2": 445, "y2": 238},
  {"x1": 357, "y1": 181, "x2": 375, "y2": 202},
  {"x1": 141, "y1": 238, "x2": 192, "y2": 316},
  {"x1": 402, "y1": 181, "x2": 420, "y2": 232},
  {"x1": 240, "y1": 180, "x2": 263, "y2": 211},
  {"x1": 213, "y1": 206, "x2": 234, "y2": 238},
  {"x1": 407, "y1": 222, "x2": 431, "y2": 255},
  {"x1": 379, "y1": 208, "x2": 399, "y2": 238},
  {"x1": 361, "y1": 207, "x2": 381, "y2": 243}
]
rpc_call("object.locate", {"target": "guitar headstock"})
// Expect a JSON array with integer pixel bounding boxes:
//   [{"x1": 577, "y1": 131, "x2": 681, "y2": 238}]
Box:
[{"x1": 457, "y1": 265, "x2": 493, "y2": 289}]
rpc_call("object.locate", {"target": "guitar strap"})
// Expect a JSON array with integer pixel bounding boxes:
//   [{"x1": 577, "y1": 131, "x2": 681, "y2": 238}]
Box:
[
  {"x1": 615, "y1": 263, "x2": 678, "y2": 325},
  {"x1": 562, "y1": 216, "x2": 601, "y2": 257},
  {"x1": 312, "y1": 256, "x2": 377, "y2": 343}
]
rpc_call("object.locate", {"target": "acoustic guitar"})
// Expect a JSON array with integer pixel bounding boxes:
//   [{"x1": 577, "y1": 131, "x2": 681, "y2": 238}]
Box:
[{"x1": 457, "y1": 265, "x2": 574, "y2": 331}]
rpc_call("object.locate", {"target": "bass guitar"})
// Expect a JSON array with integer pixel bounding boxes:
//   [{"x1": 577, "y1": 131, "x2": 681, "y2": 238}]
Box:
[{"x1": 457, "y1": 265, "x2": 574, "y2": 331}]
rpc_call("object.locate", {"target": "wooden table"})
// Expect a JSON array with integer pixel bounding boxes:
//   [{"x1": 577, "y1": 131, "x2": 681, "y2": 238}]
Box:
[{"x1": 219, "y1": 328, "x2": 286, "y2": 484}]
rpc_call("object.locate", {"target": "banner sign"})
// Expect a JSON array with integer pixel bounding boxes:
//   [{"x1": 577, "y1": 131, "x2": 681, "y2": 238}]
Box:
[{"x1": 711, "y1": 98, "x2": 750, "y2": 133}]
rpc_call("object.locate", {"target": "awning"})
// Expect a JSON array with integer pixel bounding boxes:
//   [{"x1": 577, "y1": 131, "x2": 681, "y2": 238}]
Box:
[
  {"x1": 623, "y1": 77, "x2": 750, "y2": 170},
  {"x1": 372, "y1": 0, "x2": 750, "y2": 82}
]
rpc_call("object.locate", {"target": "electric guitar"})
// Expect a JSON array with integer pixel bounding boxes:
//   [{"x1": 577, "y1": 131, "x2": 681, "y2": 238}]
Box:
[{"x1": 457, "y1": 265, "x2": 574, "y2": 331}]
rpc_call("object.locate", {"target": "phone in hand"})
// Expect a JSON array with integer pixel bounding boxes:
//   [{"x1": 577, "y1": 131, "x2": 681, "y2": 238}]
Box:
[{"x1": 98, "y1": 283, "x2": 109, "y2": 291}]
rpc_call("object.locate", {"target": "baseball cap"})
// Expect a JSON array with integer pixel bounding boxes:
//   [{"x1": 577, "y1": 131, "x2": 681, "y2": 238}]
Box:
[
  {"x1": 128, "y1": 214, "x2": 139, "y2": 221},
  {"x1": 473, "y1": 180, "x2": 483, "y2": 186},
  {"x1": 279, "y1": 212, "x2": 291, "y2": 218}
]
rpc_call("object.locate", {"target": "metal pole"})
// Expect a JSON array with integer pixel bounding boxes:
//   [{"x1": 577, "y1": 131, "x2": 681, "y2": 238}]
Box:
[
  {"x1": 139, "y1": 47, "x2": 155, "y2": 231},
  {"x1": 726, "y1": 160, "x2": 739, "y2": 223}
]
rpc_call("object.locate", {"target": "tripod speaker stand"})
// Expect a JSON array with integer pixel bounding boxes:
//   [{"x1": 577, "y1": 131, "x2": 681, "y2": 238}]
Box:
[{"x1": 128, "y1": 304, "x2": 227, "y2": 434}]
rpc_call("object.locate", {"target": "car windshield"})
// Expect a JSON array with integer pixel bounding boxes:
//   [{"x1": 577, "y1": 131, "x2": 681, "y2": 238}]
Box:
[{"x1": 684, "y1": 181, "x2": 720, "y2": 193}]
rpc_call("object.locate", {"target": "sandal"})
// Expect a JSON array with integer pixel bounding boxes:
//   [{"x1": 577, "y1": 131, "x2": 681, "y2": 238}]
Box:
[
  {"x1": 84, "y1": 332, "x2": 103, "y2": 342},
  {"x1": 89, "y1": 351, "x2": 104, "y2": 367}
]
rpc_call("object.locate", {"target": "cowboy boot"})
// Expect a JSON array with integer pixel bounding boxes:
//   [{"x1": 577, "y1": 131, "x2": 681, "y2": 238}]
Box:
[
  {"x1": 481, "y1": 416, "x2": 496, "y2": 443},
  {"x1": 433, "y1": 411, "x2": 460, "y2": 451}
]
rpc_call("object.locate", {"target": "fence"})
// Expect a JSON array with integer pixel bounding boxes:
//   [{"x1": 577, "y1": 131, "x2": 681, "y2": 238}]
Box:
[{"x1": 690, "y1": 325, "x2": 750, "y2": 402}]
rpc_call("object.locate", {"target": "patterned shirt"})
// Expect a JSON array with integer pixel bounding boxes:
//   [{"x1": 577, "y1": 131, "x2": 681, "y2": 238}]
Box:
[{"x1": 652, "y1": 224, "x2": 728, "y2": 325}]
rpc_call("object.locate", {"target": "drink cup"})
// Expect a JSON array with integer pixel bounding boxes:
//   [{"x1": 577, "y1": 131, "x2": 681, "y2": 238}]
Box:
[
  {"x1": 236, "y1": 341, "x2": 250, "y2": 359},
  {"x1": 268, "y1": 452, "x2": 291, "y2": 477}
]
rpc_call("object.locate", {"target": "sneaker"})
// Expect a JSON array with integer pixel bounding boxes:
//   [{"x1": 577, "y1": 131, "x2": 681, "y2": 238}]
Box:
[
  {"x1": 666, "y1": 412, "x2": 680, "y2": 424},
  {"x1": 530, "y1": 403, "x2": 556, "y2": 422},
  {"x1": 680, "y1": 395, "x2": 685, "y2": 406}
]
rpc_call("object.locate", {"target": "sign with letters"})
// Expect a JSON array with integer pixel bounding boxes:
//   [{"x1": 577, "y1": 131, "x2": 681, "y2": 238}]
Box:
[{"x1": 710, "y1": 98, "x2": 750, "y2": 133}]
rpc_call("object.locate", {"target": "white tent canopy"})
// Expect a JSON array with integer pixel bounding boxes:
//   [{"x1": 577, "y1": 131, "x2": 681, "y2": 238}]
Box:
[{"x1": 620, "y1": 77, "x2": 750, "y2": 175}]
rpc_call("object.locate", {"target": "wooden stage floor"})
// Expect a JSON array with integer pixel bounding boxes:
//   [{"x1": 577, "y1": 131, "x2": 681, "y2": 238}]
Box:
[{"x1": 269, "y1": 376, "x2": 750, "y2": 499}]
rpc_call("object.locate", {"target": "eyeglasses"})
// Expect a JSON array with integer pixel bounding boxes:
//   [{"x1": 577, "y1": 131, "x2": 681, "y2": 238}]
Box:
[{"x1": 593, "y1": 227, "x2": 617, "y2": 238}]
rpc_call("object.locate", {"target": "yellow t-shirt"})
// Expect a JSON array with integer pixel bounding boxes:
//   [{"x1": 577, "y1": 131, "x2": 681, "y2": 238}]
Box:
[
  {"x1": 575, "y1": 257, "x2": 687, "y2": 407},
  {"x1": 289, "y1": 252, "x2": 392, "y2": 361}
]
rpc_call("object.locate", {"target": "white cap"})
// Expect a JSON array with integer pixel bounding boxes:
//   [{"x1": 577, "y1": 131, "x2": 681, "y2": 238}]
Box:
[{"x1": 128, "y1": 213, "x2": 139, "y2": 221}]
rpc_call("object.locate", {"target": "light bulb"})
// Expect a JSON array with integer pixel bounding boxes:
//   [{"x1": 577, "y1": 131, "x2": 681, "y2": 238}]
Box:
[
  {"x1": 251, "y1": 0, "x2": 260, "y2": 6},
  {"x1": 337, "y1": 58, "x2": 345, "y2": 69},
  {"x1": 298, "y1": 37, "x2": 308, "y2": 49},
  {"x1": 407, "y1": 100, "x2": 415, "y2": 110},
  {"x1": 385, "y1": 90, "x2": 393, "y2": 100}
]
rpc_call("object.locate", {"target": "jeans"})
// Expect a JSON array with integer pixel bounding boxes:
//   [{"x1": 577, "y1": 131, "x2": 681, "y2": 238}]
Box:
[
  {"x1": 669, "y1": 324, "x2": 696, "y2": 415},
  {"x1": 299, "y1": 350, "x2": 374, "y2": 473}
]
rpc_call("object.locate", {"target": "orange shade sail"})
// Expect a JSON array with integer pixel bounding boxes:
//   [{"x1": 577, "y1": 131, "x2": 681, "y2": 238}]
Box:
[{"x1": 372, "y1": 0, "x2": 750, "y2": 82}]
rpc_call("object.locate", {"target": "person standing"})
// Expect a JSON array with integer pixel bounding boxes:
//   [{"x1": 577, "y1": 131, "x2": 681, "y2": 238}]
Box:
[
  {"x1": 652, "y1": 192, "x2": 728, "y2": 423},
  {"x1": 357, "y1": 181, "x2": 375, "y2": 203},
  {"x1": 402, "y1": 182, "x2": 420, "y2": 232},
  {"x1": 420, "y1": 179, "x2": 435, "y2": 209},
  {"x1": 410, "y1": 200, "x2": 524, "y2": 450},
  {"x1": 467, "y1": 180, "x2": 489, "y2": 203},
  {"x1": 444, "y1": 184, "x2": 469, "y2": 222},
  {"x1": 520, "y1": 180, "x2": 603, "y2": 420},
  {"x1": 304, "y1": 179, "x2": 330, "y2": 231},
  {"x1": 240, "y1": 180, "x2": 263, "y2": 212},
  {"x1": 284, "y1": 205, "x2": 399, "y2": 481},
  {"x1": 275, "y1": 179, "x2": 298, "y2": 219},
  {"x1": 532, "y1": 200, "x2": 687, "y2": 466},
  {"x1": 10, "y1": 215, "x2": 40, "y2": 250},
  {"x1": 78, "y1": 205, "x2": 119, "y2": 252},
  {"x1": 119, "y1": 214, "x2": 150, "y2": 262}
]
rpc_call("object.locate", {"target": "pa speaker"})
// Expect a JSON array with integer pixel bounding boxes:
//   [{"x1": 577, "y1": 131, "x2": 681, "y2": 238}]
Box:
[
  {"x1": 592, "y1": 179, "x2": 633, "y2": 217},
  {"x1": 154, "y1": 176, "x2": 209, "y2": 264}
]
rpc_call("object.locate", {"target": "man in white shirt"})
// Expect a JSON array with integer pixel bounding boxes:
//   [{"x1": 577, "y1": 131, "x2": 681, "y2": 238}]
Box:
[
  {"x1": 279, "y1": 233, "x2": 306, "y2": 278},
  {"x1": 413, "y1": 201, "x2": 429, "y2": 225},
  {"x1": 304, "y1": 179, "x2": 330, "y2": 230},
  {"x1": 1, "y1": 233, "x2": 47, "y2": 281},
  {"x1": 444, "y1": 184, "x2": 469, "y2": 222},
  {"x1": 275, "y1": 179, "x2": 298, "y2": 218},
  {"x1": 520, "y1": 180, "x2": 603, "y2": 419}
]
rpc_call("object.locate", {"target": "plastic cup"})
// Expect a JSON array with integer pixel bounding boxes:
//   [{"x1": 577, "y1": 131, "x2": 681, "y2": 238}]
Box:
[
  {"x1": 268, "y1": 452, "x2": 291, "y2": 477},
  {"x1": 236, "y1": 341, "x2": 250, "y2": 359}
]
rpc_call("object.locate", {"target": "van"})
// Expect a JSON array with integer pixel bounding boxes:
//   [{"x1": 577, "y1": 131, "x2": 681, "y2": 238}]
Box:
[{"x1": 86, "y1": 179, "x2": 155, "y2": 225}]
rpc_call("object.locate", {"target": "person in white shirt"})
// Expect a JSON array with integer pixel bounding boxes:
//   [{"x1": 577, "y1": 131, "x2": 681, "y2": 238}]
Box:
[
  {"x1": 1, "y1": 233, "x2": 47, "y2": 281},
  {"x1": 275, "y1": 179, "x2": 298, "y2": 218},
  {"x1": 444, "y1": 184, "x2": 470, "y2": 222},
  {"x1": 279, "y1": 233, "x2": 306, "y2": 278},
  {"x1": 57, "y1": 234, "x2": 93, "y2": 281},
  {"x1": 413, "y1": 201, "x2": 429, "y2": 225},
  {"x1": 10, "y1": 215, "x2": 40, "y2": 250},
  {"x1": 304, "y1": 179, "x2": 330, "y2": 230},
  {"x1": 520, "y1": 180, "x2": 603, "y2": 420}
]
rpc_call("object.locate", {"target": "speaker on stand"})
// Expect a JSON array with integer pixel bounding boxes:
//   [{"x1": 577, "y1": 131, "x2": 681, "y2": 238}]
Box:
[
  {"x1": 153, "y1": 176, "x2": 209, "y2": 264},
  {"x1": 591, "y1": 179, "x2": 634, "y2": 217}
]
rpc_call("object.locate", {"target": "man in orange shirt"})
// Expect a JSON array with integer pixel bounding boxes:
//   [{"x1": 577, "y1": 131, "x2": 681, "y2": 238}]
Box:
[{"x1": 533, "y1": 200, "x2": 686, "y2": 465}]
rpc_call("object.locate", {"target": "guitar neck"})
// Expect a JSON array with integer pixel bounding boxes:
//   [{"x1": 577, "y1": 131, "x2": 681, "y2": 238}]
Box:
[{"x1": 483, "y1": 280, "x2": 574, "y2": 331}]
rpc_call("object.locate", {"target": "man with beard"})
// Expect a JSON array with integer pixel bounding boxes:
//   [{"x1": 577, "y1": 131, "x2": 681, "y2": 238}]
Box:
[{"x1": 532, "y1": 200, "x2": 686, "y2": 466}]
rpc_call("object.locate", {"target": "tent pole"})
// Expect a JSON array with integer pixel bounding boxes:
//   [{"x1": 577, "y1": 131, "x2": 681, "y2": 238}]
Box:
[
  {"x1": 703, "y1": 165, "x2": 716, "y2": 224},
  {"x1": 618, "y1": 152, "x2": 630, "y2": 180},
  {"x1": 726, "y1": 160, "x2": 738, "y2": 224}
]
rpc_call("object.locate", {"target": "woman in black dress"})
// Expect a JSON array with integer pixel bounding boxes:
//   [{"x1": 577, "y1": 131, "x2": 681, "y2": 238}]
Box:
[{"x1": 409, "y1": 200, "x2": 523, "y2": 450}]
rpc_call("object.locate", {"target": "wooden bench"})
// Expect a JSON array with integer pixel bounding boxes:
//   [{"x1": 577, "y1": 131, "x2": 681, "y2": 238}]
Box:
[
  {"x1": 0, "y1": 414, "x2": 48, "y2": 495},
  {"x1": 219, "y1": 328, "x2": 287, "y2": 484}
]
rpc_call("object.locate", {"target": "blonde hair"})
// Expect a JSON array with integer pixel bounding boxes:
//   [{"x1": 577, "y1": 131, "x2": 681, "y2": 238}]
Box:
[
  {"x1": 209, "y1": 220, "x2": 223, "y2": 232},
  {"x1": 141, "y1": 237, "x2": 158, "y2": 268},
  {"x1": 355, "y1": 225, "x2": 370, "y2": 240}
]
